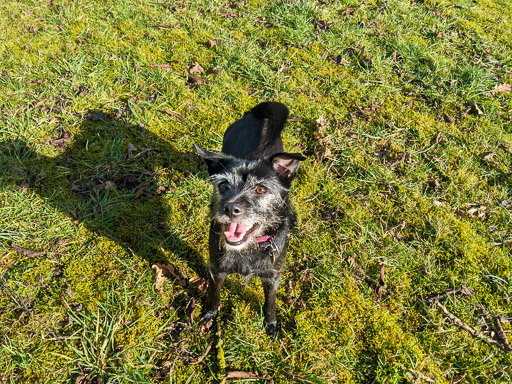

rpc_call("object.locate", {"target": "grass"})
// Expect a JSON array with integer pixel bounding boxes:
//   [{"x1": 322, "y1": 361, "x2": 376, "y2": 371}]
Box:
[{"x1": 1, "y1": 0, "x2": 511, "y2": 382}]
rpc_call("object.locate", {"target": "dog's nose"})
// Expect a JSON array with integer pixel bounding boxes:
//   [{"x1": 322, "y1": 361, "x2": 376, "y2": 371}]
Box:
[{"x1": 224, "y1": 203, "x2": 242, "y2": 218}]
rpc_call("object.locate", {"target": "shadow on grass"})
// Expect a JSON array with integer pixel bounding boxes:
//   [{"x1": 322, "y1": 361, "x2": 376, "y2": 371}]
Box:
[
  {"x1": 1, "y1": 114, "x2": 303, "y2": 343},
  {"x1": 0, "y1": 114, "x2": 209, "y2": 279}
]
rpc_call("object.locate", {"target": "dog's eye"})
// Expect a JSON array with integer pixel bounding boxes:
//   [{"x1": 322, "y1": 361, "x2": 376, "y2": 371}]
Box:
[
  {"x1": 255, "y1": 185, "x2": 267, "y2": 195},
  {"x1": 218, "y1": 181, "x2": 229, "y2": 192}
]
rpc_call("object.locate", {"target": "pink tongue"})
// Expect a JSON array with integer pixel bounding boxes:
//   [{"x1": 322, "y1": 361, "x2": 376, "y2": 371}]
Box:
[{"x1": 224, "y1": 223, "x2": 250, "y2": 243}]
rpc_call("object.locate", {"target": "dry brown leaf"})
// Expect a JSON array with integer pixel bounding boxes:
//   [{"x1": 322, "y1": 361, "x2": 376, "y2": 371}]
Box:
[
  {"x1": 482, "y1": 152, "x2": 498, "y2": 162},
  {"x1": 455, "y1": 208, "x2": 467, "y2": 219},
  {"x1": 473, "y1": 102, "x2": 483, "y2": 115},
  {"x1": 490, "y1": 83, "x2": 511, "y2": 95},
  {"x1": 206, "y1": 67, "x2": 221, "y2": 76},
  {"x1": 11, "y1": 244, "x2": 45, "y2": 257},
  {"x1": 55, "y1": 238, "x2": 71, "y2": 247},
  {"x1": 189, "y1": 62, "x2": 204, "y2": 74},
  {"x1": 127, "y1": 143, "x2": 137, "y2": 157},
  {"x1": 199, "y1": 318, "x2": 214, "y2": 334},
  {"x1": 188, "y1": 275, "x2": 209, "y2": 294},
  {"x1": 185, "y1": 297, "x2": 196, "y2": 325},
  {"x1": 206, "y1": 39, "x2": 216, "y2": 47},
  {"x1": 388, "y1": 220, "x2": 406, "y2": 241},
  {"x1": 316, "y1": 115, "x2": 332, "y2": 159},
  {"x1": 152, "y1": 262, "x2": 188, "y2": 293},
  {"x1": 133, "y1": 180, "x2": 153, "y2": 200},
  {"x1": 50, "y1": 127, "x2": 72, "y2": 148},
  {"x1": 313, "y1": 18, "x2": 330, "y2": 31},
  {"x1": 284, "y1": 296, "x2": 306, "y2": 309},
  {"x1": 152, "y1": 263, "x2": 168, "y2": 293},
  {"x1": 467, "y1": 204, "x2": 489, "y2": 220},
  {"x1": 189, "y1": 276, "x2": 201, "y2": 284},
  {"x1": 340, "y1": 7, "x2": 358, "y2": 15},
  {"x1": 75, "y1": 375, "x2": 89, "y2": 384},
  {"x1": 187, "y1": 75, "x2": 211, "y2": 86}
]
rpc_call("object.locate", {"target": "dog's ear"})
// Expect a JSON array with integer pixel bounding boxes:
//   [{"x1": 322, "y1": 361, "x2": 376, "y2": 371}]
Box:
[
  {"x1": 271, "y1": 152, "x2": 306, "y2": 182},
  {"x1": 194, "y1": 144, "x2": 232, "y2": 175}
]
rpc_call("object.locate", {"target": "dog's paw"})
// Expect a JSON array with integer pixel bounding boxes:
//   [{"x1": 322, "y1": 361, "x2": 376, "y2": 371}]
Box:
[
  {"x1": 200, "y1": 310, "x2": 218, "y2": 323},
  {"x1": 265, "y1": 321, "x2": 279, "y2": 337}
]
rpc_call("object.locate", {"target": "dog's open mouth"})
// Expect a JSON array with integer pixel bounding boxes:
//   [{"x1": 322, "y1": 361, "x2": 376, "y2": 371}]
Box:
[{"x1": 223, "y1": 223, "x2": 259, "y2": 245}]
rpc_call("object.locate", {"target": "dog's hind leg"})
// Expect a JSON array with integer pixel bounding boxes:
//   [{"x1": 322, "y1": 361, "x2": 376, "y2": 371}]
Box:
[{"x1": 261, "y1": 276, "x2": 280, "y2": 336}]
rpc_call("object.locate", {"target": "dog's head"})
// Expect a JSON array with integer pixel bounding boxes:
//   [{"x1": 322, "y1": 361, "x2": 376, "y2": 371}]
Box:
[{"x1": 194, "y1": 144, "x2": 304, "y2": 249}]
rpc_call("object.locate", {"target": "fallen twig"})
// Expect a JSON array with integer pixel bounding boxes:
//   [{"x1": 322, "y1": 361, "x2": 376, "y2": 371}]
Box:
[
  {"x1": 462, "y1": 285, "x2": 512, "y2": 352},
  {"x1": 189, "y1": 341, "x2": 213, "y2": 365},
  {"x1": 434, "y1": 300, "x2": 507, "y2": 351},
  {"x1": 494, "y1": 317, "x2": 512, "y2": 352},
  {"x1": 347, "y1": 254, "x2": 387, "y2": 299},
  {"x1": 425, "y1": 285, "x2": 471, "y2": 304},
  {"x1": 1, "y1": 274, "x2": 61, "y2": 342}
]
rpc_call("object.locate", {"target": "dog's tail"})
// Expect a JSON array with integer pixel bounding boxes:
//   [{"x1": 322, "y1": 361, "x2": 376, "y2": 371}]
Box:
[
  {"x1": 250, "y1": 102, "x2": 289, "y2": 159},
  {"x1": 250, "y1": 102, "x2": 288, "y2": 152},
  {"x1": 221, "y1": 101, "x2": 289, "y2": 160}
]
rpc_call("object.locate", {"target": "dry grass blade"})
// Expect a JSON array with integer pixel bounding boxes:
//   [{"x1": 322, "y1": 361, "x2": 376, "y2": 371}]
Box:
[
  {"x1": 161, "y1": 109, "x2": 183, "y2": 120},
  {"x1": 225, "y1": 371, "x2": 272, "y2": 381},
  {"x1": 11, "y1": 244, "x2": 45, "y2": 257},
  {"x1": 189, "y1": 341, "x2": 213, "y2": 365},
  {"x1": 148, "y1": 63, "x2": 172, "y2": 70}
]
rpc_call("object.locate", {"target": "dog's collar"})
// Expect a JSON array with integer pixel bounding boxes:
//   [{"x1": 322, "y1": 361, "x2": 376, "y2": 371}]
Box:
[
  {"x1": 256, "y1": 234, "x2": 278, "y2": 263},
  {"x1": 255, "y1": 234, "x2": 275, "y2": 249}
]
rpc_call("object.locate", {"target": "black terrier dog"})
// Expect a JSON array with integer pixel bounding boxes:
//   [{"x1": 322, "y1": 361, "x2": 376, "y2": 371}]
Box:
[{"x1": 194, "y1": 102, "x2": 305, "y2": 336}]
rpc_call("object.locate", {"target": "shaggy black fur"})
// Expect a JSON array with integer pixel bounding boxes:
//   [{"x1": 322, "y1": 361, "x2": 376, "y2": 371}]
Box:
[{"x1": 194, "y1": 102, "x2": 304, "y2": 336}]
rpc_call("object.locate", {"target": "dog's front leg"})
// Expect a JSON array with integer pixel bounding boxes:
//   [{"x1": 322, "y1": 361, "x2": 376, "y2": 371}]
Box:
[
  {"x1": 202, "y1": 271, "x2": 226, "y2": 321},
  {"x1": 261, "y1": 276, "x2": 280, "y2": 336}
]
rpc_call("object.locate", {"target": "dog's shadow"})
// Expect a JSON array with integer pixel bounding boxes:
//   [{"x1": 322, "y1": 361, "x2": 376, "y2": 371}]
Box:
[
  {"x1": 0, "y1": 115, "x2": 209, "y2": 281},
  {"x1": 1, "y1": 114, "x2": 297, "y2": 332}
]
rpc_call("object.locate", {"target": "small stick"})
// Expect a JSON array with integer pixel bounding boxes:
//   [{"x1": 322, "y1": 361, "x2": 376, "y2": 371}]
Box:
[
  {"x1": 434, "y1": 300, "x2": 506, "y2": 351},
  {"x1": 425, "y1": 286, "x2": 470, "y2": 304},
  {"x1": 189, "y1": 341, "x2": 213, "y2": 365},
  {"x1": 494, "y1": 318, "x2": 512, "y2": 352},
  {"x1": 1, "y1": 275, "x2": 61, "y2": 342}
]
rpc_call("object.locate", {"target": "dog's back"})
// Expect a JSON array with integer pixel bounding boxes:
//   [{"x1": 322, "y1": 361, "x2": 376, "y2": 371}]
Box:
[{"x1": 221, "y1": 102, "x2": 289, "y2": 160}]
